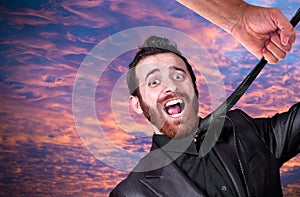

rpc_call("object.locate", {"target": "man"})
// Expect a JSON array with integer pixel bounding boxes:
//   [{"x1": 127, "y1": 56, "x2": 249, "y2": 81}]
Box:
[{"x1": 109, "y1": 35, "x2": 299, "y2": 196}]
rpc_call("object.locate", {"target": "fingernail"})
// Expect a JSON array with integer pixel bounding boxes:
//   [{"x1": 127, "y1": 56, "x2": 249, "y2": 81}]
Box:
[{"x1": 283, "y1": 36, "x2": 289, "y2": 45}]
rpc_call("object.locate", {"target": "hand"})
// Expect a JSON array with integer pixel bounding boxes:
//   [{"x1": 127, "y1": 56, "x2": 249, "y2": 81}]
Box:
[{"x1": 231, "y1": 5, "x2": 296, "y2": 64}]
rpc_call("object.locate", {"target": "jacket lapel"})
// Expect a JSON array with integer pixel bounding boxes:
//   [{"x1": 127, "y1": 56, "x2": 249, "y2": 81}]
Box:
[
  {"x1": 139, "y1": 161, "x2": 205, "y2": 197},
  {"x1": 136, "y1": 141, "x2": 205, "y2": 197},
  {"x1": 137, "y1": 130, "x2": 248, "y2": 196}
]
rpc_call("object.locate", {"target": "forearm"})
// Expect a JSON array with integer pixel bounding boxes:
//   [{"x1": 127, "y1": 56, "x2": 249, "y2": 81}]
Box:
[{"x1": 176, "y1": 0, "x2": 248, "y2": 33}]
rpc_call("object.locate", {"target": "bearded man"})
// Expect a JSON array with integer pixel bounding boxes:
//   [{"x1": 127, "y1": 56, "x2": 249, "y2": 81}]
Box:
[{"x1": 109, "y1": 36, "x2": 300, "y2": 197}]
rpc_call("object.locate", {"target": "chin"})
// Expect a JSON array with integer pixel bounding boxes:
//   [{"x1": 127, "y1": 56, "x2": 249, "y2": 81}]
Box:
[{"x1": 160, "y1": 121, "x2": 197, "y2": 139}]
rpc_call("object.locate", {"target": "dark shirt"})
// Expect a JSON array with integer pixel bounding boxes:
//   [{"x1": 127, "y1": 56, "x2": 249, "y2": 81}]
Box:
[{"x1": 153, "y1": 134, "x2": 237, "y2": 197}]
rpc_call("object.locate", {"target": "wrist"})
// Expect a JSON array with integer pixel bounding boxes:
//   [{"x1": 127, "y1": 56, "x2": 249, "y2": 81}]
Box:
[
  {"x1": 176, "y1": 0, "x2": 249, "y2": 33},
  {"x1": 226, "y1": 1, "x2": 249, "y2": 33}
]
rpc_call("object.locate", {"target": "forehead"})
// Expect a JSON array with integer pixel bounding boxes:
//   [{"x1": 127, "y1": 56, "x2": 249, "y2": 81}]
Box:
[{"x1": 135, "y1": 52, "x2": 188, "y2": 79}]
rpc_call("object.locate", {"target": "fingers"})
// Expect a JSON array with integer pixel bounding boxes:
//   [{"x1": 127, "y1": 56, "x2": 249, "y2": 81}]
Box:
[
  {"x1": 271, "y1": 31, "x2": 292, "y2": 51},
  {"x1": 263, "y1": 32, "x2": 294, "y2": 64},
  {"x1": 262, "y1": 8, "x2": 296, "y2": 64},
  {"x1": 263, "y1": 44, "x2": 285, "y2": 64}
]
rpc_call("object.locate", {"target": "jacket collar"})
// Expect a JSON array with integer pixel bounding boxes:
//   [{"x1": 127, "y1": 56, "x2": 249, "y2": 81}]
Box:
[
  {"x1": 137, "y1": 140, "x2": 205, "y2": 196},
  {"x1": 137, "y1": 118, "x2": 248, "y2": 197},
  {"x1": 152, "y1": 133, "x2": 198, "y2": 155}
]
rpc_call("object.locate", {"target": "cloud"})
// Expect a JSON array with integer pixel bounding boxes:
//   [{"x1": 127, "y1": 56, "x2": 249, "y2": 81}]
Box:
[{"x1": 1, "y1": 0, "x2": 300, "y2": 195}]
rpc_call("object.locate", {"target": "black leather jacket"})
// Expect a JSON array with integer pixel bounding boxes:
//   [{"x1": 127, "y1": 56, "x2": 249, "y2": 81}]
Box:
[{"x1": 110, "y1": 103, "x2": 300, "y2": 197}]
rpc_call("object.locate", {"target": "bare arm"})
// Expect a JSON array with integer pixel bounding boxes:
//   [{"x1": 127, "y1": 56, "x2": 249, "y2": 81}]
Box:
[
  {"x1": 177, "y1": 0, "x2": 296, "y2": 64},
  {"x1": 177, "y1": 0, "x2": 247, "y2": 32}
]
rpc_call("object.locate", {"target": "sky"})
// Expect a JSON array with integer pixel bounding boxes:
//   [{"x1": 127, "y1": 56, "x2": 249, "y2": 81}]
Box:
[{"x1": 0, "y1": 0, "x2": 300, "y2": 196}]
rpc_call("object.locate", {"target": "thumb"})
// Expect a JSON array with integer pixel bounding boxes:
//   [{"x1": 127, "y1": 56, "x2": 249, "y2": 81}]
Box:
[
  {"x1": 280, "y1": 27, "x2": 294, "y2": 46},
  {"x1": 274, "y1": 11, "x2": 295, "y2": 45}
]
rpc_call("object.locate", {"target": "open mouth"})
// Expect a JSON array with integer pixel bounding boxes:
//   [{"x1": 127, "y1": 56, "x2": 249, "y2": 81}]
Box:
[{"x1": 163, "y1": 99, "x2": 185, "y2": 118}]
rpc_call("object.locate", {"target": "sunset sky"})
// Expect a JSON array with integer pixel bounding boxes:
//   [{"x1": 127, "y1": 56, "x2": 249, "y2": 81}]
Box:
[{"x1": 0, "y1": 0, "x2": 300, "y2": 196}]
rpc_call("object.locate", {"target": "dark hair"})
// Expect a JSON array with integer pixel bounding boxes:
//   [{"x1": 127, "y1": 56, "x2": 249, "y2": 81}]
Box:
[{"x1": 126, "y1": 36, "x2": 198, "y2": 98}]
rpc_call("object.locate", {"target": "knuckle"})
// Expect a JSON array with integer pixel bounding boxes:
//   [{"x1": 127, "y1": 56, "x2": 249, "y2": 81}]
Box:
[
  {"x1": 284, "y1": 45, "x2": 291, "y2": 52},
  {"x1": 265, "y1": 54, "x2": 278, "y2": 64},
  {"x1": 280, "y1": 52, "x2": 286, "y2": 60}
]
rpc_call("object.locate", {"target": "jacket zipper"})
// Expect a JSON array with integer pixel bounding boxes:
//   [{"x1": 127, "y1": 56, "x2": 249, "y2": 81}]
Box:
[{"x1": 230, "y1": 117, "x2": 251, "y2": 197}]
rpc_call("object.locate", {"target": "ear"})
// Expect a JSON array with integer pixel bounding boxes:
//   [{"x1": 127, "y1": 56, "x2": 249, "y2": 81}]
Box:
[{"x1": 129, "y1": 95, "x2": 143, "y2": 114}]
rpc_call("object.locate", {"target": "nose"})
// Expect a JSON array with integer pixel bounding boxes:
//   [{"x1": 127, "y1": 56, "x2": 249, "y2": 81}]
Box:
[{"x1": 162, "y1": 79, "x2": 177, "y2": 94}]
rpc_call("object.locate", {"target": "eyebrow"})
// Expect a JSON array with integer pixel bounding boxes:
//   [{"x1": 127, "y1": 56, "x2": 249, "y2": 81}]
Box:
[
  {"x1": 170, "y1": 66, "x2": 186, "y2": 74},
  {"x1": 145, "y1": 68, "x2": 160, "y2": 82},
  {"x1": 144, "y1": 66, "x2": 187, "y2": 82}
]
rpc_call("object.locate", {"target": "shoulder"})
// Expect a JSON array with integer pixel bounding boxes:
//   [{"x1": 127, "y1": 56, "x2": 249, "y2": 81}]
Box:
[
  {"x1": 226, "y1": 108, "x2": 255, "y2": 127},
  {"x1": 224, "y1": 108, "x2": 263, "y2": 141},
  {"x1": 109, "y1": 171, "x2": 143, "y2": 197},
  {"x1": 228, "y1": 102, "x2": 300, "y2": 121},
  {"x1": 109, "y1": 151, "x2": 165, "y2": 197}
]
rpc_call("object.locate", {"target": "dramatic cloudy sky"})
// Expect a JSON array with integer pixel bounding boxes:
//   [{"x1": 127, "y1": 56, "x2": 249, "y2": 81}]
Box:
[{"x1": 0, "y1": 0, "x2": 299, "y2": 196}]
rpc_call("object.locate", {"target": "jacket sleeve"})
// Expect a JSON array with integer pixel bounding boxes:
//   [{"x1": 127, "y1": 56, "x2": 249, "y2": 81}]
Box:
[
  {"x1": 109, "y1": 189, "x2": 126, "y2": 197},
  {"x1": 254, "y1": 102, "x2": 300, "y2": 164}
]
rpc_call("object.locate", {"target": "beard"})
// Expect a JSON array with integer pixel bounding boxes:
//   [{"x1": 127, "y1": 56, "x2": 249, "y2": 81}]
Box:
[{"x1": 139, "y1": 91, "x2": 199, "y2": 138}]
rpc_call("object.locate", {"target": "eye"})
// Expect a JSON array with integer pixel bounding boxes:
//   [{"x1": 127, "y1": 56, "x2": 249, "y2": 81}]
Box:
[
  {"x1": 148, "y1": 79, "x2": 161, "y2": 88},
  {"x1": 173, "y1": 73, "x2": 185, "y2": 81}
]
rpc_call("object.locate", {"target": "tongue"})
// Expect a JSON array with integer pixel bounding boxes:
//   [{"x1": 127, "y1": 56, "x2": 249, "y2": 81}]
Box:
[{"x1": 167, "y1": 105, "x2": 181, "y2": 115}]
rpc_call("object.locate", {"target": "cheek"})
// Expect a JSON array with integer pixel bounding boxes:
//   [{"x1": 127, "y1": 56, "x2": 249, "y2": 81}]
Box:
[
  {"x1": 181, "y1": 81, "x2": 196, "y2": 94},
  {"x1": 140, "y1": 87, "x2": 160, "y2": 105}
]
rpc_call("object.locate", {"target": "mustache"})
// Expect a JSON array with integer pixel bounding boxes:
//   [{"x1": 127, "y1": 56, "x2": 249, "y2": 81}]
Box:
[{"x1": 157, "y1": 91, "x2": 191, "y2": 105}]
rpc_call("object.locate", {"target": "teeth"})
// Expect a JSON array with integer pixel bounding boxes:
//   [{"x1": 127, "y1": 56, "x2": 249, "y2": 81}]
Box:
[
  {"x1": 171, "y1": 113, "x2": 181, "y2": 118},
  {"x1": 164, "y1": 99, "x2": 184, "y2": 118},
  {"x1": 165, "y1": 99, "x2": 182, "y2": 107}
]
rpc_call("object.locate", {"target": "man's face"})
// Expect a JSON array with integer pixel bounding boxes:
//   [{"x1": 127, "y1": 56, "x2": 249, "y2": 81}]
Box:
[{"x1": 130, "y1": 52, "x2": 199, "y2": 138}]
